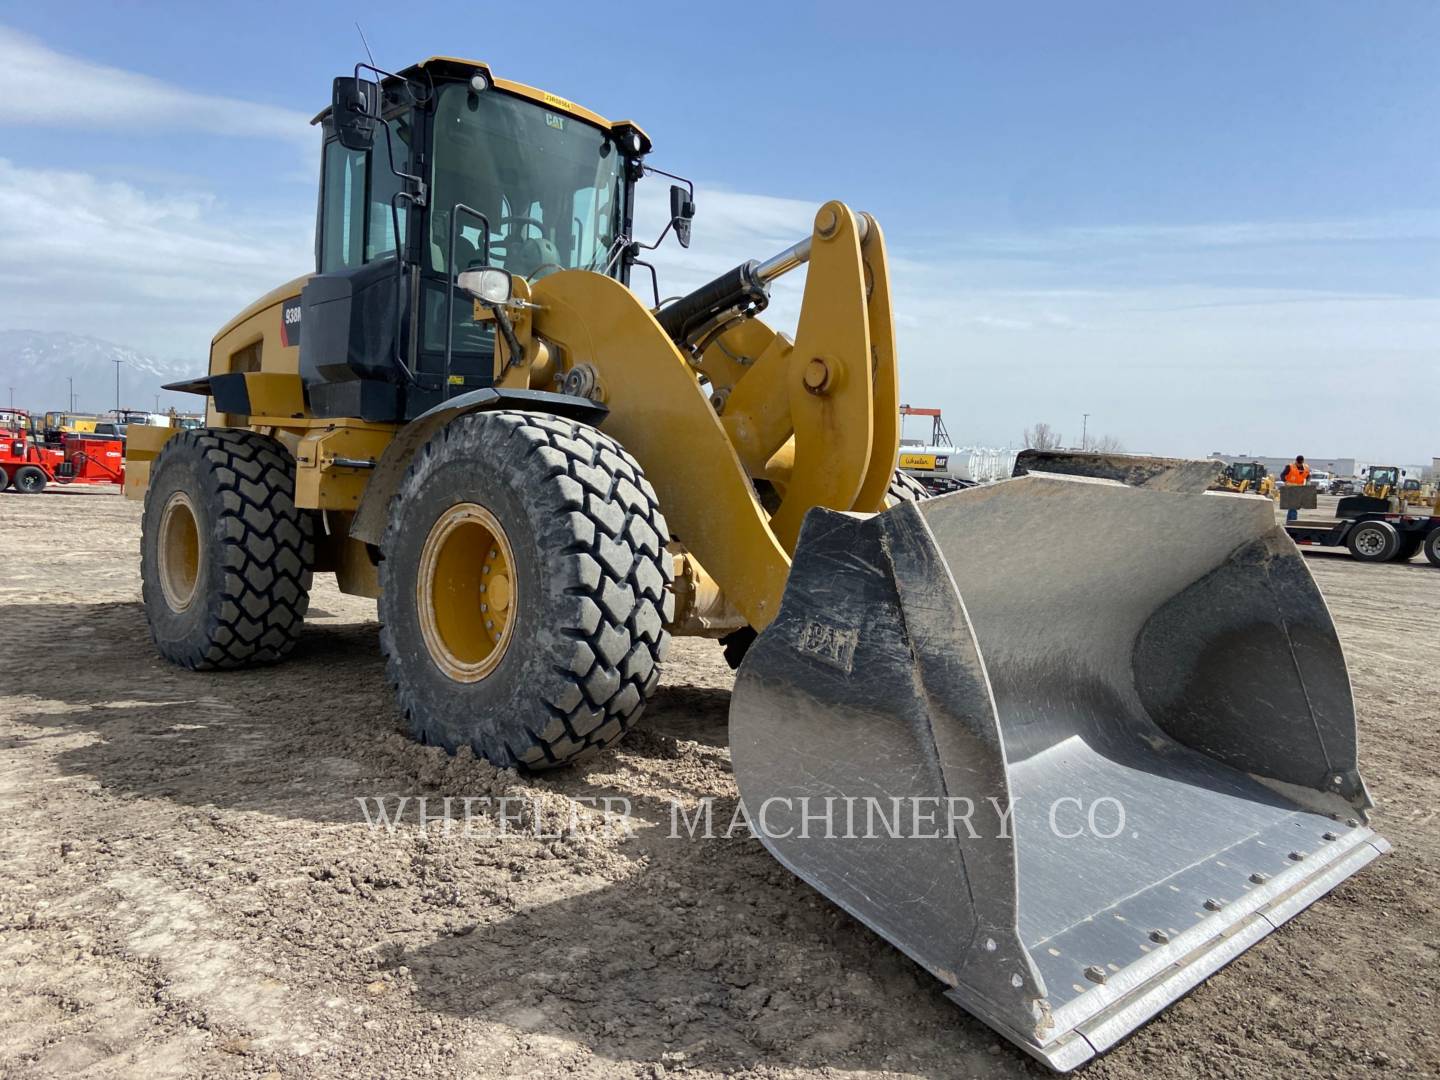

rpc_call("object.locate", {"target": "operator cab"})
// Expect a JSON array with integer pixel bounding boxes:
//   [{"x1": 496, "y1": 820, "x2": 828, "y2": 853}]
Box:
[
  {"x1": 1367, "y1": 466, "x2": 1401, "y2": 490},
  {"x1": 302, "y1": 58, "x2": 688, "y2": 424}
]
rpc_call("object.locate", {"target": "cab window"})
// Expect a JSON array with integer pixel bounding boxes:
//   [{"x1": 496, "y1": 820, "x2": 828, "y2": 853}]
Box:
[{"x1": 319, "y1": 117, "x2": 412, "y2": 272}]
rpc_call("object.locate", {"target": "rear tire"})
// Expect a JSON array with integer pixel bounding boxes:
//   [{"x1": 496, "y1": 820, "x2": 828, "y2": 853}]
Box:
[
  {"x1": 140, "y1": 429, "x2": 314, "y2": 669},
  {"x1": 378, "y1": 410, "x2": 673, "y2": 770},
  {"x1": 13, "y1": 465, "x2": 46, "y2": 493},
  {"x1": 1346, "y1": 520, "x2": 1399, "y2": 562},
  {"x1": 0, "y1": 465, "x2": 9, "y2": 490}
]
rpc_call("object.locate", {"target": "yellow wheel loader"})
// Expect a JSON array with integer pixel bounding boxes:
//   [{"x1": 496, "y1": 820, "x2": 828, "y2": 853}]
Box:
[
  {"x1": 125, "y1": 58, "x2": 1387, "y2": 1069},
  {"x1": 1339, "y1": 464, "x2": 1406, "y2": 516},
  {"x1": 1212, "y1": 459, "x2": 1276, "y2": 498},
  {"x1": 1400, "y1": 477, "x2": 1432, "y2": 508}
]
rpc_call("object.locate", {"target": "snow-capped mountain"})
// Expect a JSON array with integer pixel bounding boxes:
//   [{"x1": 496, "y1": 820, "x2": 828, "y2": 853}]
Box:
[{"x1": 0, "y1": 330, "x2": 203, "y2": 416}]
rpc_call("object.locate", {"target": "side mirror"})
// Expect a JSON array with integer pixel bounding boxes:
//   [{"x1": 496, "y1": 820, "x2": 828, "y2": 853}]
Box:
[
  {"x1": 670, "y1": 184, "x2": 695, "y2": 249},
  {"x1": 458, "y1": 267, "x2": 513, "y2": 305},
  {"x1": 332, "y1": 76, "x2": 379, "y2": 152}
]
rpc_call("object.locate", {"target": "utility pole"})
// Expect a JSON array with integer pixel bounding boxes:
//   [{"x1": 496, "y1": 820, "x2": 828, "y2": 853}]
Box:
[
  {"x1": 1082, "y1": 412, "x2": 1090, "y2": 451},
  {"x1": 112, "y1": 358, "x2": 124, "y2": 413},
  {"x1": 154, "y1": 393, "x2": 160, "y2": 412},
  {"x1": 7, "y1": 386, "x2": 12, "y2": 410},
  {"x1": 68, "y1": 376, "x2": 75, "y2": 413}
]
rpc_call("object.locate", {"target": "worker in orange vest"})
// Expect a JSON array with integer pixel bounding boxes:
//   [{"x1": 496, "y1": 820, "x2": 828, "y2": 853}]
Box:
[{"x1": 1280, "y1": 455, "x2": 1311, "y2": 522}]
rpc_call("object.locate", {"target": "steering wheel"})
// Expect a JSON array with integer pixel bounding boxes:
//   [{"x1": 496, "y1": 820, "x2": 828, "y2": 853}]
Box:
[
  {"x1": 526, "y1": 262, "x2": 567, "y2": 282},
  {"x1": 495, "y1": 215, "x2": 544, "y2": 239}
]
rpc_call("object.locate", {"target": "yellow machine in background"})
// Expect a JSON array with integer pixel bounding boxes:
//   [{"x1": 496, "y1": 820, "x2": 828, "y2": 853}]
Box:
[
  {"x1": 42, "y1": 411, "x2": 100, "y2": 434},
  {"x1": 1363, "y1": 464, "x2": 1403, "y2": 501},
  {"x1": 1213, "y1": 460, "x2": 1276, "y2": 497},
  {"x1": 1401, "y1": 477, "x2": 1433, "y2": 507},
  {"x1": 1339, "y1": 464, "x2": 1421, "y2": 515},
  {"x1": 123, "y1": 57, "x2": 1385, "y2": 1069}
]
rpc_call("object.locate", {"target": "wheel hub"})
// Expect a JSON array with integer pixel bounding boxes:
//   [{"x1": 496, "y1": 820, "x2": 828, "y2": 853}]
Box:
[
  {"x1": 416, "y1": 502, "x2": 518, "y2": 683},
  {"x1": 1355, "y1": 529, "x2": 1384, "y2": 556},
  {"x1": 158, "y1": 490, "x2": 201, "y2": 612}
]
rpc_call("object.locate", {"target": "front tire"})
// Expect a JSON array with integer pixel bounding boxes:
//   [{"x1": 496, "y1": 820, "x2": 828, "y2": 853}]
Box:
[
  {"x1": 1346, "y1": 520, "x2": 1399, "y2": 563},
  {"x1": 378, "y1": 410, "x2": 673, "y2": 769},
  {"x1": 1425, "y1": 529, "x2": 1440, "y2": 568},
  {"x1": 140, "y1": 429, "x2": 314, "y2": 668}
]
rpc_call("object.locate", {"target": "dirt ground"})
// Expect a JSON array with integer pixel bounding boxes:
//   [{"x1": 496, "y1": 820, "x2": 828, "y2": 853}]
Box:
[{"x1": 1, "y1": 489, "x2": 1436, "y2": 1080}]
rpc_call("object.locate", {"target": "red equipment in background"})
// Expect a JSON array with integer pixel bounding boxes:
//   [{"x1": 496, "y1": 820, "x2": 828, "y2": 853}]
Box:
[{"x1": 0, "y1": 409, "x2": 126, "y2": 493}]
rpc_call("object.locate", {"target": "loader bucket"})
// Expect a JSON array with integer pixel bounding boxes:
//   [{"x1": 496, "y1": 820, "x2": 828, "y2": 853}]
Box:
[{"x1": 729, "y1": 475, "x2": 1389, "y2": 1070}]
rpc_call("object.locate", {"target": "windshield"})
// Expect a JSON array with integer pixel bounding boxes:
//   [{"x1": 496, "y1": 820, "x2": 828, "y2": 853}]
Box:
[{"x1": 429, "y1": 85, "x2": 625, "y2": 281}]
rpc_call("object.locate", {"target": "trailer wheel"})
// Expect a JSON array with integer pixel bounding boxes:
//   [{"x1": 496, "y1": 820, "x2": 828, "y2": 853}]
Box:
[
  {"x1": 13, "y1": 466, "x2": 47, "y2": 494},
  {"x1": 1394, "y1": 534, "x2": 1423, "y2": 562},
  {"x1": 1424, "y1": 529, "x2": 1440, "y2": 568},
  {"x1": 1346, "y1": 520, "x2": 1399, "y2": 562},
  {"x1": 378, "y1": 410, "x2": 673, "y2": 770},
  {"x1": 140, "y1": 428, "x2": 315, "y2": 668}
]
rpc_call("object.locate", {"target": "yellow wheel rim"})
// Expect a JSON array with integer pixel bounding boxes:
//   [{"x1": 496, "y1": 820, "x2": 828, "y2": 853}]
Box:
[
  {"x1": 158, "y1": 490, "x2": 201, "y2": 612},
  {"x1": 417, "y1": 502, "x2": 518, "y2": 683}
]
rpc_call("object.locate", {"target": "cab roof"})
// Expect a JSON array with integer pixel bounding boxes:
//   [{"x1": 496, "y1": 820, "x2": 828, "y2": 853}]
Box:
[{"x1": 312, "y1": 57, "x2": 650, "y2": 148}]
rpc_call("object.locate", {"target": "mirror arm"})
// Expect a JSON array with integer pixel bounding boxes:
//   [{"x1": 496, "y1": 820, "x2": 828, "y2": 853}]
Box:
[
  {"x1": 630, "y1": 222, "x2": 673, "y2": 254},
  {"x1": 351, "y1": 61, "x2": 434, "y2": 106},
  {"x1": 641, "y1": 164, "x2": 694, "y2": 201}
]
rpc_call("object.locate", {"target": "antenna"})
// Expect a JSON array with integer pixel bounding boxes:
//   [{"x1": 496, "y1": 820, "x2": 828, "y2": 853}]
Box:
[{"x1": 355, "y1": 22, "x2": 377, "y2": 68}]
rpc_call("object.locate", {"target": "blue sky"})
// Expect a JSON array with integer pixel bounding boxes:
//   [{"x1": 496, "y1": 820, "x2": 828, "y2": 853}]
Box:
[{"x1": 0, "y1": 2, "x2": 1436, "y2": 460}]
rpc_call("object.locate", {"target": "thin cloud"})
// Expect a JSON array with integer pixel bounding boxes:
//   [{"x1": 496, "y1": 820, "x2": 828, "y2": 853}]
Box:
[
  {"x1": 0, "y1": 146, "x2": 1433, "y2": 460},
  {"x1": 0, "y1": 25, "x2": 311, "y2": 142},
  {"x1": 918, "y1": 214, "x2": 1440, "y2": 261},
  {"x1": 0, "y1": 157, "x2": 312, "y2": 356}
]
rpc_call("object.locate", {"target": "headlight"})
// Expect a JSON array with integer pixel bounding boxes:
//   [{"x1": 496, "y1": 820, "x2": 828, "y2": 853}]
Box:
[{"x1": 458, "y1": 267, "x2": 513, "y2": 305}]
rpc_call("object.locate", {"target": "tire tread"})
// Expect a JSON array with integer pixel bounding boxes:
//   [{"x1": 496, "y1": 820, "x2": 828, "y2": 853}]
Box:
[
  {"x1": 142, "y1": 428, "x2": 313, "y2": 669},
  {"x1": 379, "y1": 410, "x2": 672, "y2": 769}
]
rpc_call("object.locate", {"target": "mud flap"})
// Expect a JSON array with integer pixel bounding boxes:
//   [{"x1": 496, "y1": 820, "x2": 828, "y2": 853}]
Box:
[{"x1": 729, "y1": 475, "x2": 1388, "y2": 1070}]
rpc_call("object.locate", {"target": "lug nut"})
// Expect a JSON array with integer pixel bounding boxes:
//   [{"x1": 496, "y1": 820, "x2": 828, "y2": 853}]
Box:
[
  {"x1": 1149, "y1": 930, "x2": 1169, "y2": 944},
  {"x1": 1083, "y1": 965, "x2": 1107, "y2": 984},
  {"x1": 1204, "y1": 898, "x2": 1223, "y2": 911}
]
